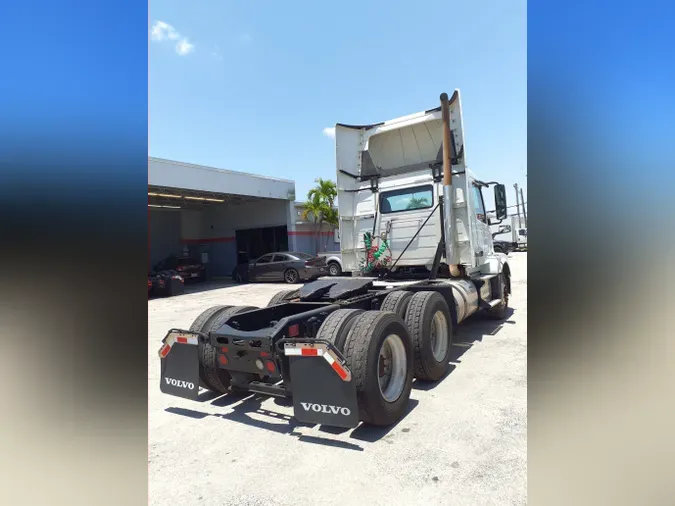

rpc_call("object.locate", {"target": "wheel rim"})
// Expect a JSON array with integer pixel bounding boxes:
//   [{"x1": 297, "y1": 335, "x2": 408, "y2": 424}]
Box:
[
  {"x1": 377, "y1": 334, "x2": 407, "y2": 403},
  {"x1": 285, "y1": 270, "x2": 297, "y2": 283},
  {"x1": 330, "y1": 264, "x2": 338, "y2": 276},
  {"x1": 430, "y1": 310, "x2": 449, "y2": 362}
]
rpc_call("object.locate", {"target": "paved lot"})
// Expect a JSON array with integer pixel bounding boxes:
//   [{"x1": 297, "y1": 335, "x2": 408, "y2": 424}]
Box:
[{"x1": 149, "y1": 253, "x2": 527, "y2": 506}]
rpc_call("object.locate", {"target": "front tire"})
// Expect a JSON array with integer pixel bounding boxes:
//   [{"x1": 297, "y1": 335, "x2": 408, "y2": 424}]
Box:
[
  {"x1": 486, "y1": 273, "x2": 509, "y2": 320},
  {"x1": 342, "y1": 311, "x2": 414, "y2": 426}
]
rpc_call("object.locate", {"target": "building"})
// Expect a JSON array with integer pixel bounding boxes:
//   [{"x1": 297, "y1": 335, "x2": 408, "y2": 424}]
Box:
[
  {"x1": 148, "y1": 157, "x2": 342, "y2": 278},
  {"x1": 292, "y1": 201, "x2": 341, "y2": 255},
  {"x1": 149, "y1": 157, "x2": 299, "y2": 277}
]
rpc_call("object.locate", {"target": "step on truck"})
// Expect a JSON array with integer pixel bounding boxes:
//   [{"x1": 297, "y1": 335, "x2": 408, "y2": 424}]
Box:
[{"x1": 159, "y1": 91, "x2": 513, "y2": 428}]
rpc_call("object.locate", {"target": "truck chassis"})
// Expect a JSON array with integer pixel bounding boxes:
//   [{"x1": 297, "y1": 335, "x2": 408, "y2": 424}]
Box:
[{"x1": 159, "y1": 271, "x2": 510, "y2": 428}]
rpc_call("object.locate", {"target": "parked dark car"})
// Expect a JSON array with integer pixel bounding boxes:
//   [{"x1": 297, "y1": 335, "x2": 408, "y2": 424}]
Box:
[
  {"x1": 155, "y1": 256, "x2": 205, "y2": 281},
  {"x1": 233, "y1": 252, "x2": 328, "y2": 284}
]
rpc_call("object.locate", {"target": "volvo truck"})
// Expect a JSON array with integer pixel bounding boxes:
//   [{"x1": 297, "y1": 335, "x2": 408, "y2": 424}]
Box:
[{"x1": 157, "y1": 90, "x2": 512, "y2": 428}]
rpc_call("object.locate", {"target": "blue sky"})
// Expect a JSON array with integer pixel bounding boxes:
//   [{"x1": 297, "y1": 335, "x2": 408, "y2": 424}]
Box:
[{"x1": 149, "y1": 0, "x2": 526, "y2": 211}]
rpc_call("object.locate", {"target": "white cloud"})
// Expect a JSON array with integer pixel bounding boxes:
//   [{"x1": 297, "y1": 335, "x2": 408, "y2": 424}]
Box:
[
  {"x1": 322, "y1": 127, "x2": 336, "y2": 139},
  {"x1": 176, "y1": 38, "x2": 195, "y2": 56},
  {"x1": 151, "y1": 21, "x2": 179, "y2": 41},
  {"x1": 151, "y1": 21, "x2": 194, "y2": 56}
]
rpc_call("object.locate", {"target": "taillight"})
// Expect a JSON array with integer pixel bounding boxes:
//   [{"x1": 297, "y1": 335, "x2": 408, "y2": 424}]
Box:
[
  {"x1": 288, "y1": 324, "x2": 300, "y2": 337},
  {"x1": 176, "y1": 266, "x2": 185, "y2": 271},
  {"x1": 266, "y1": 360, "x2": 276, "y2": 373}
]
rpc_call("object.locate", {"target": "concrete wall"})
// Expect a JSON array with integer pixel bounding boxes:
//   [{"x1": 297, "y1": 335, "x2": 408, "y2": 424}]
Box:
[
  {"x1": 179, "y1": 199, "x2": 294, "y2": 278},
  {"x1": 292, "y1": 223, "x2": 340, "y2": 256}
]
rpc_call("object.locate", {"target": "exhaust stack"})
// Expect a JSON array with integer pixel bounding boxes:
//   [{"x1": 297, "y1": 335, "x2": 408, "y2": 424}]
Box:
[{"x1": 440, "y1": 93, "x2": 460, "y2": 277}]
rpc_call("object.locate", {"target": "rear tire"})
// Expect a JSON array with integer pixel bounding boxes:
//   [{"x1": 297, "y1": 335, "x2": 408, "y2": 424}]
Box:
[
  {"x1": 315, "y1": 309, "x2": 365, "y2": 352},
  {"x1": 342, "y1": 311, "x2": 414, "y2": 426},
  {"x1": 284, "y1": 268, "x2": 299, "y2": 284},
  {"x1": 328, "y1": 262, "x2": 342, "y2": 277},
  {"x1": 190, "y1": 305, "x2": 233, "y2": 390},
  {"x1": 405, "y1": 291, "x2": 453, "y2": 381},
  {"x1": 200, "y1": 305, "x2": 259, "y2": 394},
  {"x1": 380, "y1": 290, "x2": 413, "y2": 319},
  {"x1": 267, "y1": 289, "x2": 300, "y2": 307}
]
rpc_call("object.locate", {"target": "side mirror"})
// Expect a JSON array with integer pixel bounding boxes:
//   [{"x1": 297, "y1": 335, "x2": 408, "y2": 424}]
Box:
[{"x1": 494, "y1": 184, "x2": 507, "y2": 220}]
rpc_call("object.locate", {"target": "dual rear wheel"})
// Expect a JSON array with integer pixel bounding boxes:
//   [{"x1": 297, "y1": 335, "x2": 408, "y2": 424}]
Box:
[
  {"x1": 315, "y1": 290, "x2": 454, "y2": 426},
  {"x1": 189, "y1": 304, "x2": 259, "y2": 394}
]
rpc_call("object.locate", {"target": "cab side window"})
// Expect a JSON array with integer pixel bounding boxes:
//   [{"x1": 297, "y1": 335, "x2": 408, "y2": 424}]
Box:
[{"x1": 471, "y1": 185, "x2": 486, "y2": 223}]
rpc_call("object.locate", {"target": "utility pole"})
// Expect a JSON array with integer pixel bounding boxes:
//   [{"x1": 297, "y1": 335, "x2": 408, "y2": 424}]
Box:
[
  {"x1": 514, "y1": 183, "x2": 522, "y2": 229},
  {"x1": 520, "y1": 187, "x2": 527, "y2": 228}
]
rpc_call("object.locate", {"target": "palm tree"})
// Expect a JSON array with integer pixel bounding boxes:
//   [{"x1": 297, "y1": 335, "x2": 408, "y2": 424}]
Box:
[
  {"x1": 305, "y1": 178, "x2": 339, "y2": 253},
  {"x1": 301, "y1": 193, "x2": 326, "y2": 254},
  {"x1": 406, "y1": 196, "x2": 430, "y2": 210},
  {"x1": 308, "y1": 178, "x2": 337, "y2": 207}
]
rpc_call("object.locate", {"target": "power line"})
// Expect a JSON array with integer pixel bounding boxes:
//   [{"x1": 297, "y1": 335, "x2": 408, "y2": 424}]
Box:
[{"x1": 486, "y1": 202, "x2": 527, "y2": 213}]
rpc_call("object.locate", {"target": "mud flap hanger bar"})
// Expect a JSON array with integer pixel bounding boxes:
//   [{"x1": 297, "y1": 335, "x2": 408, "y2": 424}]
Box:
[
  {"x1": 158, "y1": 328, "x2": 206, "y2": 358},
  {"x1": 276, "y1": 338, "x2": 353, "y2": 382}
]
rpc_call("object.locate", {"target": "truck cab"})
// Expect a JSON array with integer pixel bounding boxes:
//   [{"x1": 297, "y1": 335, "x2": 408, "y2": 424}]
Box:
[{"x1": 335, "y1": 90, "x2": 507, "y2": 278}]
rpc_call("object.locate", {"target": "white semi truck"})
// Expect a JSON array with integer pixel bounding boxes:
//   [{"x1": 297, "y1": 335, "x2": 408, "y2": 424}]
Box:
[
  {"x1": 158, "y1": 90, "x2": 513, "y2": 429},
  {"x1": 491, "y1": 215, "x2": 527, "y2": 251}
]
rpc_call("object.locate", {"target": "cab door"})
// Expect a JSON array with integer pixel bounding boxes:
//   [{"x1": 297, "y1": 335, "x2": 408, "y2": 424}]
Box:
[{"x1": 469, "y1": 182, "x2": 493, "y2": 261}]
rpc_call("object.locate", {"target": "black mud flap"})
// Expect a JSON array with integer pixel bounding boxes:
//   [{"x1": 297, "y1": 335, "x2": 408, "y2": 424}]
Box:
[
  {"x1": 159, "y1": 330, "x2": 201, "y2": 401},
  {"x1": 286, "y1": 342, "x2": 359, "y2": 428}
]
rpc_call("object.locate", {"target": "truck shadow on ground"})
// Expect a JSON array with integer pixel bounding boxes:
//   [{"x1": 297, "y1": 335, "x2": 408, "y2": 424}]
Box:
[
  {"x1": 412, "y1": 307, "x2": 516, "y2": 392},
  {"x1": 165, "y1": 395, "x2": 420, "y2": 452}
]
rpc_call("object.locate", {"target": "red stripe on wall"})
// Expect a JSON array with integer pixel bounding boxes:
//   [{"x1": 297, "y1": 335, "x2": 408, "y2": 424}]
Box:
[
  {"x1": 288, "y1": 231, "x2": 335, "y2": 236},
  {"x1": 180, "y1": 237, "x2": 236, "y2": 244}
]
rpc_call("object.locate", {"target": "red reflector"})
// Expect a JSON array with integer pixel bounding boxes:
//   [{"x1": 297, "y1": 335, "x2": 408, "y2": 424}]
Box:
[
  {"x1": 159, "y1": 344, "x2": 170, "y2": 358},
  {"x1": 331, "y1": 361, "x2": 348, "y2": 380},
  {"x1": 260, "y1": 351, "x2": 269, "y2": 357},
  {"x1": 266, "y1": 361, "x2": 276, "y2": 373},
  {"x1": 218, "y1": 355, "x2": 228, "y2": 365},
  {"x1": 176, "y1": 336, "x2": 188, "y2": 344},
  {"x1": 288, "y1": 324, "x2": 300, "y2": 337},
  {"x1": 301, "y1": 348, "x2": 318, "y2": 356},
  {"x1": 221, "y1": 347, "x2": 228, "y2": 353}
]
